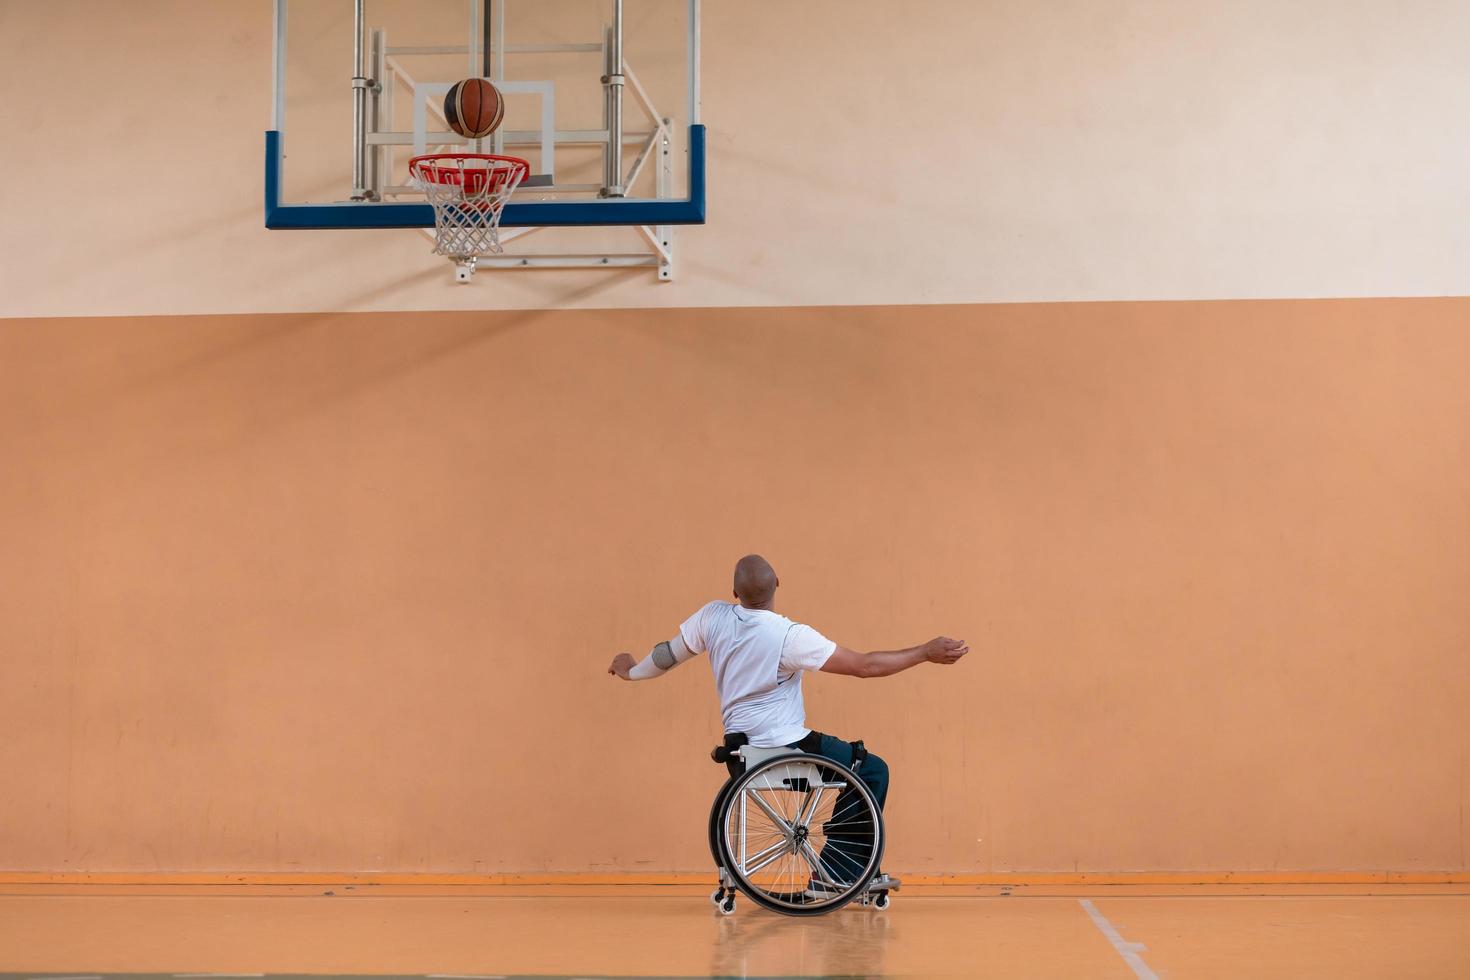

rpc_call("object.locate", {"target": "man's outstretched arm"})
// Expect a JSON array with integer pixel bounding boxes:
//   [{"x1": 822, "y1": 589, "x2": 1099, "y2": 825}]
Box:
[
  {"x1": 608, "y1": 635, "x2": 697, "y2": 681},
  {"x1": 820, "y1": 636, "x2": 969, "y2": 679}
]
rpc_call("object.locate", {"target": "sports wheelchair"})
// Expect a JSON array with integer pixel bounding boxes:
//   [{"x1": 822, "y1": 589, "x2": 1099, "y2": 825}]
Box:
[{"x1": 708, "y1": 733, "x2": 901, "y2": 916}]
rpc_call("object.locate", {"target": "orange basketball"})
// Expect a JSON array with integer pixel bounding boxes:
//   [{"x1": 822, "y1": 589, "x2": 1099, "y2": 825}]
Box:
[{"x1": 444, "y1": 78, "x2": 505, "y2": 139}]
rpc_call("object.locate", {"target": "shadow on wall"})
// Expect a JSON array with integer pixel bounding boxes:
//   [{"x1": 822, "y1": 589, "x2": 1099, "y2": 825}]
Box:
[{"x1": 6, "y1": 265, "x2": 648, "y2": 478}]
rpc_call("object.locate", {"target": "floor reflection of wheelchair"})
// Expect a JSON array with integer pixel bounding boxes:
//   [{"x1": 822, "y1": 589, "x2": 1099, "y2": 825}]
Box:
[{"x1": 708, "y1": 733, "x2": 901, "y2": 916}]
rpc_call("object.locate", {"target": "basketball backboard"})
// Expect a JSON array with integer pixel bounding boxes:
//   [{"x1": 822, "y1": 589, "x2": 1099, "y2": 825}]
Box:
[{"x1": 266, "y1": 0, "x2": 703, "y2": 233}]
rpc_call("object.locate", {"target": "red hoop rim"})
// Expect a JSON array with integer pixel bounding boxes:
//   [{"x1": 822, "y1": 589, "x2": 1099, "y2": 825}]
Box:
[{"x1": 409, "y1": 153, "x2": 531, "y2": 184}]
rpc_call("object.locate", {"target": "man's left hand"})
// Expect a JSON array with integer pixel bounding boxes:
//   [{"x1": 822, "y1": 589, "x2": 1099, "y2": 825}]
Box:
[{"x1": 608, "y1": 652, "x2": 636, "y2": 680}]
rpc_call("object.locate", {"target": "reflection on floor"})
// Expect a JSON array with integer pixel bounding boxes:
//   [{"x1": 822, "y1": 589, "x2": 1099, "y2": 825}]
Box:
[{"x1": 2, "y1": 887, "x2": 1467, "y2": 979}]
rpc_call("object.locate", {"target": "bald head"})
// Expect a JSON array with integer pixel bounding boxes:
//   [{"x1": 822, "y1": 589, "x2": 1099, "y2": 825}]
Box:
[{"x1": 733, "y1": 555, "x2": 779, "y2": 610}]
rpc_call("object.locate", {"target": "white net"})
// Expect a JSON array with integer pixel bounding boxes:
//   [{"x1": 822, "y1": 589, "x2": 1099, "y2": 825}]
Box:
[{"x1": 409, "y1": 154, "x2": 530, "y2": 259}]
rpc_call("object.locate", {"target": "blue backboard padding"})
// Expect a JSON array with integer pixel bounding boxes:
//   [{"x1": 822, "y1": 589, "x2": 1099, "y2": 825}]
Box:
[{"x1": 265, "y1": 126, "x2": 705, "y2": 229}]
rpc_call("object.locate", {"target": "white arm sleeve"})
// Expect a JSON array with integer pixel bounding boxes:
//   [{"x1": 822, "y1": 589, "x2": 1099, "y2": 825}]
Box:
[{"x1": 626, "y1": 635, "x2": 697, "y2": 680}]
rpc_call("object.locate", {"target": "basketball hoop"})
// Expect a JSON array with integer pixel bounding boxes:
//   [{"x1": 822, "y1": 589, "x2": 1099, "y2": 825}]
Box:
[{"x1": 408, "y1": 153, "x2": 531, "y2": 281}]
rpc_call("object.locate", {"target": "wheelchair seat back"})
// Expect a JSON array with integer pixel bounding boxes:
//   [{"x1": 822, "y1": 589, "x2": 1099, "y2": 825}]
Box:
[
  {"x1": 744, "y1": 758, "x2": 824, "y2": 792},
  {"x1": 735, "y1": 746, "x2": 827, "y2": 792},
  {"x1": 736, "y1": 744, "x2": 800, "y2": 768},
  {"x1": 712, "y1": 735, "x2": 823, "y2": 788}
]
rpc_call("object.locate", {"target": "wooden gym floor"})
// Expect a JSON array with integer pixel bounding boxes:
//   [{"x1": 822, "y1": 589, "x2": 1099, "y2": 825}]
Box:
[{"x1": 2, "y1": 882, "x2": 1469, "y2": 979}]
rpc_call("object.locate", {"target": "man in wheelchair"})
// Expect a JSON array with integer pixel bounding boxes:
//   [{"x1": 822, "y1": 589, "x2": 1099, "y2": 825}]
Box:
[{"x1": 608, "y1": 554, "x2": 968, "y2": 903}]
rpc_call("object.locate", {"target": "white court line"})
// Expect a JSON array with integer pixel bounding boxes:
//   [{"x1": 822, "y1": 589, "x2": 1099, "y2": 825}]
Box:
[{"x1": 1079, "y1": 899, "x2": 1161, "y2": 980}]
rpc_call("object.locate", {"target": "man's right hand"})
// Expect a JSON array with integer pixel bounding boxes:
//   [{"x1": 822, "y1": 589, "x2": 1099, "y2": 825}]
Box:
[
  {"x1": 923, "y1": 636, "x2": 969, "y2": 664},
  {"x1": 607, "y1": 652, "x2": 636, "y2": 680}
]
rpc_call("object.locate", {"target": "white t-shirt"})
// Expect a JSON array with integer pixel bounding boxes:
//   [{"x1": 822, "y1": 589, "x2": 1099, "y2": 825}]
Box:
[{"x1": 679, "y1": 600, "x2": 836, "y2": 747}]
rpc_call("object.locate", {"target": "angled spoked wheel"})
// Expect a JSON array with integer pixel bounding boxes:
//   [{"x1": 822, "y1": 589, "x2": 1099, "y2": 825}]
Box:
[{"x1": 713, "y1": 751, "x2": 884, "y2": 916}]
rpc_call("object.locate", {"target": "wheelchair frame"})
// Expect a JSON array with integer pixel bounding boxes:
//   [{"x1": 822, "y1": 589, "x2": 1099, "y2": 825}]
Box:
[{"x1": 707, "y1": 742, "x2": 897, "y2": 916}]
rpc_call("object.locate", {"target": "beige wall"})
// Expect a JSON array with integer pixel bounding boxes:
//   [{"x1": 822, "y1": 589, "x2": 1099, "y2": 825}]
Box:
[
  {"x1": 2, "y1": 0, "x2": 1466, "y2": 878},
  {"x1": 2, "y1": 0, "x2": 1470, "y2": 317},
  {"x1": 3, "y1": 298, "x2": 1467, "y2": 873}
]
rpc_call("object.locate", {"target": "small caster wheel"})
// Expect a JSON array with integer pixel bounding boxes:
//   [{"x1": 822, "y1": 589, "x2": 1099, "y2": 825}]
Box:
[
  {"x1": 719, "y1": 893, "x2": 737, "y2": 915},
  {"x1": 710, "y1": 887, "x2": 726, "y2": 909},
  {"x1": 873, "y1": 890, "x2": 890, "y2": 910}
]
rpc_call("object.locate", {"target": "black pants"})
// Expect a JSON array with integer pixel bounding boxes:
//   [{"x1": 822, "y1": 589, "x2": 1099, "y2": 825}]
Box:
[{"x1": 786, "y1": 730, "x2": 889, "y2": 883}]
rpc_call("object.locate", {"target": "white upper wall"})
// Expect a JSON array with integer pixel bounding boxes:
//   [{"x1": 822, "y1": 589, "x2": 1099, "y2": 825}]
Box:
[{"x1": 1, "y1": 0, "x2": 1467, "y2": 317}]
